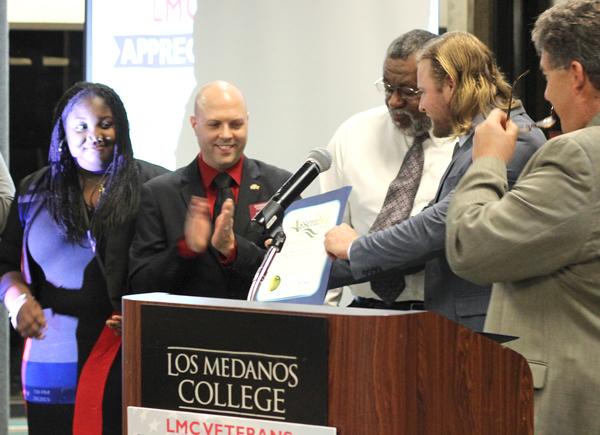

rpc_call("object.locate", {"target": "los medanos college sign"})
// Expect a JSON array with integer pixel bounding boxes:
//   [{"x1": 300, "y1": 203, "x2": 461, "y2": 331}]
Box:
[{"x1": 141, "y1": 305, "x2": 328, "y2": 425}]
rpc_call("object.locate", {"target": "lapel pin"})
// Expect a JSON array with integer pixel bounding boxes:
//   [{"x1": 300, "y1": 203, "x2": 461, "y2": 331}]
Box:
[{"x1": 250, "y1": 184, "x2": 260, "y2": 190}]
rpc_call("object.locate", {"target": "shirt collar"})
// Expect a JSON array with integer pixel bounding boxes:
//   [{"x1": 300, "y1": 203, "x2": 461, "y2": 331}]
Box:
[
  {"x1": 198, "y1": 153, "x2": 244, "y2": 189},
  {"x1": 457, "y1": 113, "x2": 486, "y2": 148},
  {"x1": 430, "y1": 134, "x2": 459, "y2": 149},
  {"x1": 424, "y1": 125, "x2": 459, "y2": 148}
]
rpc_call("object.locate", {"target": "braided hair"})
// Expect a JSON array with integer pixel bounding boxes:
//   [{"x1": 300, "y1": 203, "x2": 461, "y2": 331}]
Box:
[{"x1": 46, "y1": 81, "x2": 140, "y2": 243}]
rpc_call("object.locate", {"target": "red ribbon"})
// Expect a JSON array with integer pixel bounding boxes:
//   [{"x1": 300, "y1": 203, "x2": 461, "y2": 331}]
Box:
[{"x1": 73, "y1": 324, "x2": 121, "y2": 435}]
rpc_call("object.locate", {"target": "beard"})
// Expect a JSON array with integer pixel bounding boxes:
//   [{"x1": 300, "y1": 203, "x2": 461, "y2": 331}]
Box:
[
  {"x1": 431, "y1": 117, "x2": 453, "y2": 138},
  {"x1": 389, "y1": 108, "x2": 432, "y2": 137}
]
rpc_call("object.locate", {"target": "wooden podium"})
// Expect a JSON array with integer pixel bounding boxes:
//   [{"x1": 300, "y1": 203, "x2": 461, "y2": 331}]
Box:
[{"x1": 123, "y1": 293, "x2": 533, "y2": 434}]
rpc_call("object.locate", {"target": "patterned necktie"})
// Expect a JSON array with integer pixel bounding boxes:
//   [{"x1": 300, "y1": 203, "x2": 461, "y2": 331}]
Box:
[
  {"x1": 212, "y1": 172, "x2": 235, "y2": 223},
  {"x1": 369, "y1": 133, "x2": 427, "y2": 304}
]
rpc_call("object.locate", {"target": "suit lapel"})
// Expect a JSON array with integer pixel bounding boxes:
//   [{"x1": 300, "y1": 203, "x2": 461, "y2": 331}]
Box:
[
  {"x1": 180, "y1": 158, "x2": 206, "y2": 208},
  {"x1": 433, "y1": 133, "x2": 473, "y2": 202},
  {"x1": 235, "y1": 158, "x2": 264, "y2": 236}
]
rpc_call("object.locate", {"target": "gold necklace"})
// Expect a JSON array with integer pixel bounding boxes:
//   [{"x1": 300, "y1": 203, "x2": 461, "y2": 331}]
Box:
[{"x1": 80, "y1": 172, "x2": 108, "y2": 208}]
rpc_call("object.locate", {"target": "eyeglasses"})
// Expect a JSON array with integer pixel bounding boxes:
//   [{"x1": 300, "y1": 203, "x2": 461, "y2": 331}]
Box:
[
  {"x1": 506, "y1": 69, "x2": 530, "y2": 121},
  {"x1": 374, "y1": 78, "x2": 422, "y2": 99},
  {"x1": 517, "y1": 107, "x2": 558, "y2": 132}
]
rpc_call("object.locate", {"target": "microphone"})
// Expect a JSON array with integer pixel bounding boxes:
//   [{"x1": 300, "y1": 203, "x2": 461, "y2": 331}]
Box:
[{"x1": 252, "y1": 147, "x2": 332, "y2": 233}]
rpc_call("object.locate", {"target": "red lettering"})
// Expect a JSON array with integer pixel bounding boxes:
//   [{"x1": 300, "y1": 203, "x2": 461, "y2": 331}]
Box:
[
  {"x1": 190, "y1": 421, "x2": 202, "y2": 435},
  {"x1": 153, "y1": 0, "x2": 195, "y2": 21},
  {"x1": 187, "y1": 0, "x2": 196, "y2": 19},
  {"x1": 166, "y1": 418, "x2": 175, "y2": 433},
  {"x1": 204, "y1": 422, "x2": 214, "y2": 435},
  {"x1": 153, "y1": 0, "x2": 161, "y2": 21},
  {"x1": 166, "y1": 0, "x2": 182, "y2": 20},
  {"x1": 176, "y1": 420, "x2": 189, "y2": 431}
]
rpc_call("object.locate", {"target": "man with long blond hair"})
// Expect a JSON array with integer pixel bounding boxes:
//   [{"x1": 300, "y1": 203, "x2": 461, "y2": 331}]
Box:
[
  {"x1": 418, "y1": 31, "x2": 514, "y2": 137},
  {"x1": 325, "y1": 31, "x2": 545, "y2": 331}
]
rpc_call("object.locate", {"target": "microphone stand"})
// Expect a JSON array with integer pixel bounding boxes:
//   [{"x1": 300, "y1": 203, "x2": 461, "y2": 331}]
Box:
[{"x1": 247, "y1": 229, "x2": 286, "y2": 301}]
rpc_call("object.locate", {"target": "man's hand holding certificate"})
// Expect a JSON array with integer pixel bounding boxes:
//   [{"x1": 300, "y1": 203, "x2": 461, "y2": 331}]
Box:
[{"x1": 250, "y1": 187, "x2": 351, "y2": 304}]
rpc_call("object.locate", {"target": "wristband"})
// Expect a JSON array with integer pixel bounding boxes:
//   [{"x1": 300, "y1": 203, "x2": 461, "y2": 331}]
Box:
[{"x1": 7, "y1": 293, "x2": 28, "y2": 330}]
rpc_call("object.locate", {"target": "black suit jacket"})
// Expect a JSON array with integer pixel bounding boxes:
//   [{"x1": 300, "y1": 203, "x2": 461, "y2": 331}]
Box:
[{"x1": 128, "y1": 156, "x2": 291, "y2": 299}]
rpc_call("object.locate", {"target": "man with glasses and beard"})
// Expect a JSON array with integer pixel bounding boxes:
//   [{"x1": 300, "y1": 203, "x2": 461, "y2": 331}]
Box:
[
  {"x1": 320, "y1": 30, "x2": 457, "y2": 309},
  {"x1": 325, "y1": 32, "x2": 545, "y2": 331}
]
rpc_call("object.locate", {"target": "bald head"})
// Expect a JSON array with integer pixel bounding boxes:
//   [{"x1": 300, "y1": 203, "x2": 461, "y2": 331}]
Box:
[
  {"x1": 190, "y1": 80, "x2": 249, "y2": 171},
  {"x1": 194, "y1": 80, "x2": 247, "y2": 117}
]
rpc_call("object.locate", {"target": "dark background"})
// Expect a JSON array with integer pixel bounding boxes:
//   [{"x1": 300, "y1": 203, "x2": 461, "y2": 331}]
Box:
[{"x1": 9, "y1": 30, "x2": 83, "y2": 184}]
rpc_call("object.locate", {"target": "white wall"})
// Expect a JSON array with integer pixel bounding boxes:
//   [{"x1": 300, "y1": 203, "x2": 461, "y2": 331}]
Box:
[
  {"x1": 7, "y1": 0, "x2": 83, "y2": 25},
  {"x1": 87, "y1": 0, "x2": 437, "y2": 197}
]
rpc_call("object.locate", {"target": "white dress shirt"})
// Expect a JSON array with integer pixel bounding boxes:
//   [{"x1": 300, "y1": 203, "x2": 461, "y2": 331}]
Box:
[{"x1": 320, "y1": 105, "x2": 456, "y2": 302}]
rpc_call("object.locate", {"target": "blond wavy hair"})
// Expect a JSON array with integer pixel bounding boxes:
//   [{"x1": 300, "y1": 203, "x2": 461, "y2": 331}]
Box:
[{"x1": 418, "y1": 31, "x2": 514, "y2": 136}]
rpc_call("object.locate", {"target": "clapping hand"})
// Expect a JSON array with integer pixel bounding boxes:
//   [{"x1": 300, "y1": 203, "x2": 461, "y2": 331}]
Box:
[
  {"x1": 212, "y1": 198, "x2": 235, "y2": 257},
  {"x1": 184, "y1": 195, "x2": 212, "y2": 254}
]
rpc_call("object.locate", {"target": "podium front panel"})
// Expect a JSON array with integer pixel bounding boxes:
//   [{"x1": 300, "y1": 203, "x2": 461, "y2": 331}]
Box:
[{"x1": 139, "y1": 304, "x2": 328, "y2": 424}]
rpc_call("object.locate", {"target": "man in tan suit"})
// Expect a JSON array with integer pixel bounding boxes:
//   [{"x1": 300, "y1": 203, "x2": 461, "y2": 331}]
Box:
[{"x1": 446, "y1": 1, "x2": 600, "y2": 433}]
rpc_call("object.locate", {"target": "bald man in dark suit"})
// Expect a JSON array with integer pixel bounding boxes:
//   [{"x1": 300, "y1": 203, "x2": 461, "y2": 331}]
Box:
[{"x1": 129, "y1": 81, "x2": 291, "y2": 298}]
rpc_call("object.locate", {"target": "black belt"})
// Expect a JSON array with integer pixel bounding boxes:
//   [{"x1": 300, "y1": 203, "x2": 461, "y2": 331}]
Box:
[{"x1": 349, "y1": 296, "x2": 424, "y2": 311}]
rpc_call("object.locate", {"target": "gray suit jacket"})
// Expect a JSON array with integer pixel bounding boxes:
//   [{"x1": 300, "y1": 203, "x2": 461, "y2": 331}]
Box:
[
  {"x1": 330, "y1": 108, "x2": 545, "y2": 331},
  {"x1": 446, "y1": 111, "x2": 600, "y2": 434}
]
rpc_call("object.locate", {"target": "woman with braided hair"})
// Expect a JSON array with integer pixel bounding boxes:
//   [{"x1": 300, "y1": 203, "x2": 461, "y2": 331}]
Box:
[{"x1": 0, "y1": 82, "x2": 167, "y2": 434}]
